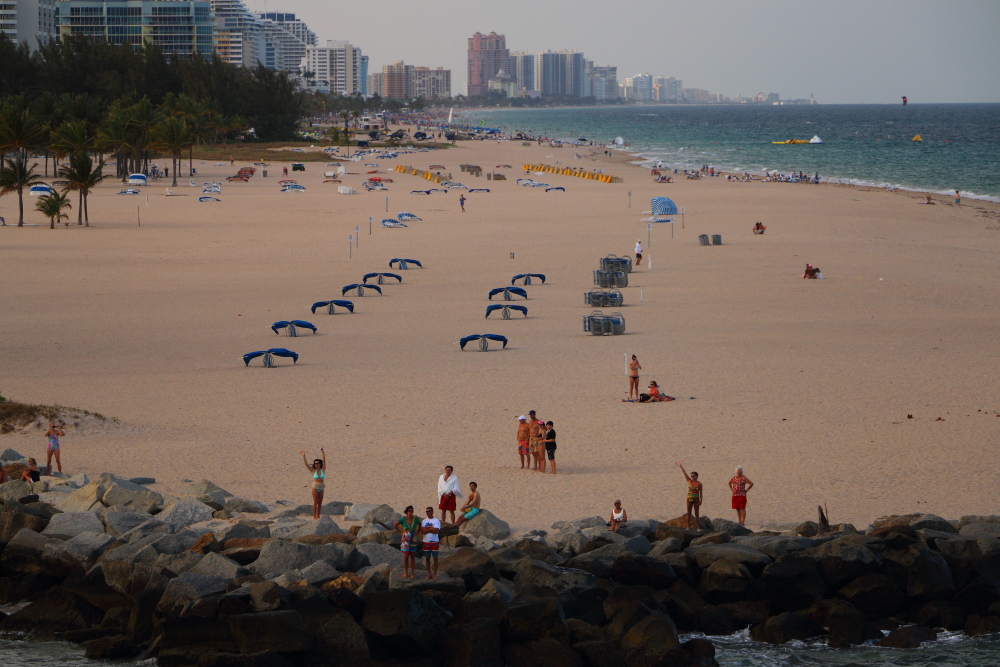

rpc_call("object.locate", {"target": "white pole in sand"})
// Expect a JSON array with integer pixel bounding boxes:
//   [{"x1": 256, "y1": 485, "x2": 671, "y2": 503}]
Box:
[
  {"x1": 355, "y1": 226, "x2": 360, "y2": 248},
  {"x1": 348, "y1": 234, "x2": 353, "y2": 259},
  {"x1": 628, "y1": 191, "x2": 632, "y2": 208},
  {"x1": 647, "y1": 222, "x2": 652, "y2": 248},
  {"x1": 369, "y1": 216, "x2": 372, "y2": 235},
  {"x1": 385, "y1": 196, "x2": 388, "y2": 213},
  {"x1": 640, "y1": 288, "x2": 643, "y2": 302},
  {"x1": 681, "y1": 207, "x2": 685, "y2": 229},
  {"x1": 137, "y1": 206, "x2": 140, "y2": 227}
]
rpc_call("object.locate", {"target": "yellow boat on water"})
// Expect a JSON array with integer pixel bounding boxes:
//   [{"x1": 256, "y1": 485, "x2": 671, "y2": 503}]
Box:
[{"x1": 772, "y1": 139, "x2": 811, "y2": 144}]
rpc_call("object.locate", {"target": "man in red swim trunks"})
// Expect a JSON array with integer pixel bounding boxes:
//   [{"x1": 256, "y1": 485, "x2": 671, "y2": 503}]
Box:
[
  {"x1": 516, "y1": 416, "x2": 530, "y2": 469},
  {"x1": 729, "y1": 466, "x2": 754, "y2": 526},
  {"x1": 437, "y1": 465, "x2": 463, "y2": 524}
]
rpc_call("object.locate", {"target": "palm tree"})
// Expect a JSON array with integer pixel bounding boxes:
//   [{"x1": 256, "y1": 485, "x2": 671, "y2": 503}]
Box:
[
  {"x1": 124, "y1": 98, "x2": 159, "y2": 177},
  {"x1": 49, "y1": 119, "x2": 93, "y2": 169},
  {"x1": 0, "y1": 156, "x2": 43, "y2": 226},
  {"x1": 95, "y1": 110, "x2": 132, "y2": 183},
  {"x1": 35, "y1": 190, "x2": 72, "y2": 229},
  {"x1": 0, "y1": 103, "x2": 44, "y2": 161},
  {"x1": 55, "y1": 153, "x2": 106, "y2": 226},
  {"x1": 149, "y1": 117, "x2": 189, "y2": 187}
]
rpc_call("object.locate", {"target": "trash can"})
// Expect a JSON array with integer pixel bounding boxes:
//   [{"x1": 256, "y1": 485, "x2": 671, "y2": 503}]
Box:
[
  {"x1": 698, "y1": 234, "x2": 710, "y2": 246},
  {"x1": 712, "y1": 234, "x2": 722, "y2": 245},
  {"x1": 262, "y1": 169, "x2": 267, "y2": 177},
  {"x1": 487, "y1": 173, "x2": 492, "y2": 180}
]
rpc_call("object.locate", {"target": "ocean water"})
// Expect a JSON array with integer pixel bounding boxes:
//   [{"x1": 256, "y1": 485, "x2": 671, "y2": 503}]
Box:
[{"x1": 465, "y1": 104, "x2": 1000, "y2": 201}]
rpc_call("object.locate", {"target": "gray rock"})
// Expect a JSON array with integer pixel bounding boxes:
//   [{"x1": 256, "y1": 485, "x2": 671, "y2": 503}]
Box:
[
  {"x1": 0, "y1": 480, "x2": 33, "y2": 505},
  {"x1": 364, "y1": 504, "x2": 401, "y2": 527},
  {"x1": 388, "y1": 569, "x2": 467, "y2": 596},
  {"x1": 41, "y1": 512, "x2": 104, "y2": 540},
  {"x1": 119, "y1": 518, "x2": 169, "y2": 543},
  {"x1": 617, "y1": 519, "x2": 659, "y2": 538},
  {"x1": 268, "y1": 520, "x2": 308, "y2": 540},
  {"x1": 978, "y1": 538, "x2": 1000, "y2": 557},
  {"x1": 157, "y1": 572, "x2": 229, "y2": 616},
  {"x1": 357, "y1": 523, "x2": 388, "y2": 539},
  {"x1": 909, "y1": 514, "x2": 958, "y2": 534},
  {"x1": 102, "y1": 510, "x2": 154, "y2": 539},
  {"x1": 648, "y1": 538, "x2": 682, "y2": 558},
  {"x1": 102, "y1": 479, "x2": 163, "y2": 514},
  {"x1": 156, "y1": 497, "x2": 215, "y2": 530},
  {"x1": 150, "y1": 530, "x2": 203, "y2": 554},
  {"x1": 53, "y1": 482, "x2": 106, "y2": 512},
  {"x1": 684, "y1": 543, "x2": 773, "y2": 574},
  {"x1": 958, "y1": 515, "x2": 1000, "y2": 529},
  {"x1": 293, "y1": 501, "x2": 351, "y2": 516},
  {"x1": 549, "y1": 527, "x2": 587, "y2": 552},
  {"x1": 250, "y1": 539, "x2": 355, "y2": 577},
  {"x1": 513, "y1": 558, "x2": 598, "y2": 599},
  {"x1": 0, "y1": 528, "x2": 62, "y2": 572},
  {"x1": 464, "y1": 577, "x2": 514, "y2": 606},
  {"x1": 356, "y1": 562, "x2": 392, "y2": 579},
  {"x1": 216, "y1": 522, "x2": 270, "y2": 542},
  {"x1": 1, "y1": 447, "x2": 26, "y2": 462},
  {"x1": 710, "y1": 518, "x2": 754, "y2": 536},
  {"x1": 189, "y1": 552, "x2": 247, "y2": 580},
  {"x1": 298, "y1": 560, "x2": 342, "y2": 586},
  {"x1": 552, "y1": 516, "x2": 606, "y2": 531},
  {"x1": 623, "y1": 536, "x2": 652, "y2": 556},
  {"x1": 154, "y1": 551, "x2": 203, "y2": 576},
  {"x1": 458, "y1": 509, "x2": 511, "y2": 541},
  {"x1": 733, "y1": 535, "x2": 816, "y2": 559},
  {"x1": 40, "y1": 531, "x2": 115, "y2": 574},
  {"x1": 960, "y1": 523, "x2": 1000, "y2": 538},
  {"x1": 344, "y1": 502, "x2": 380, "y2": 522},
  {"x1": 357, "y1": 543, "x2": 404, "y2": 569},
  {"x1": 67, "y1": 473, "x2": 90, "y2": 486},
  {"x1": 355, "y1": 570, "x2": 389, "y2": 600},
  {"x1": 176, "y1": 479, "x2": 232, "y2": 499},
  {"x1": 290, "y1": 516, "x2": 343, "y2": 538},
  {"x1": 474, "y1": 536, "x2": 498, "y2": 551},
  {"x1": 128, "y1": 477, "x2": 156, "y2": 485},
  {"x1": 581, "y1": 526, "x2": 628, "y2": 543},
  {"x1": 224, "y1": 497, "x2": 268, "y2": 514}
]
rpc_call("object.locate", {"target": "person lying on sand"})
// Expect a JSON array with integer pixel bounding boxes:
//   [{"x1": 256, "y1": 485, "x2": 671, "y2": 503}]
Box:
[
  {"x1": 753, "y1": 222, "x2": 767, "y2": 234},
  {"x1": 803, "y1": 264, "x2": 821, "y2": 279}
]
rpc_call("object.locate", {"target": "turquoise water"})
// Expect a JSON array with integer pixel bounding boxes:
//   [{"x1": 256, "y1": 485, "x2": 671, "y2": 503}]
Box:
[{"x1": 464, "y1": 104, "x2": 1000, "y2": 201}]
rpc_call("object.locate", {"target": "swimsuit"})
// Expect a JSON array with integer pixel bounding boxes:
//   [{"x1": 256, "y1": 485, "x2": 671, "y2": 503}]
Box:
[
  {"x1": 612, "y1": 509, "x2": 625, "y2": 522},
  {"x1": 687, "y1": 483, "x2": 701, "y2": 503},
  {"x1": 312, "y1": 469, "x2": 325, "y2": 492},
  {"x1": 518, "y1": 440, "x2": 529, "y2": 456},
  {"x1": 47, "y1": 435, "x2": 59, "y2": 451},
  {"x1": 463, "y1": 507, "x2": 480, "y2": 519},
  {"x1": 398, "y1": 517, "x2": 419, "y2": 553}
]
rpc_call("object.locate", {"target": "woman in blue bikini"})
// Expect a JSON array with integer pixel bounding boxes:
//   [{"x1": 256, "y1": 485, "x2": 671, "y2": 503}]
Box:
[
  {"x1": 301, "y1": 448, "x2": 326, "y2": 519},
  {"x1": 45, "y1": 422, "x2": 65, "y2": 474}
]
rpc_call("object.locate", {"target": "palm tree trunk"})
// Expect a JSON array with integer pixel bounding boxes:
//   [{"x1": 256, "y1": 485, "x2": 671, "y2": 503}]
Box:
[
  {"x1": 17, "y1": 190, "x2": 24, "y2": 226},
  {"x1": 84, "y1": 194, "x2": 89, "y2": 227},
  {"x1": 78, "y1": 191, "x2": 83, "y2": 225},
  {"x1": 50, "y1": 215, "x2": 55, "y2": 229},
  {"x1": 172, "y1": 155, "x2": 178, "y2": 187}
]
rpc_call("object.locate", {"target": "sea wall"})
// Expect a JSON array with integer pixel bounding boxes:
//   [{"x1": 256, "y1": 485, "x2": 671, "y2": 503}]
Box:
[{"x1": 1, "y1": 453, "x2": 999, "y2": 666}]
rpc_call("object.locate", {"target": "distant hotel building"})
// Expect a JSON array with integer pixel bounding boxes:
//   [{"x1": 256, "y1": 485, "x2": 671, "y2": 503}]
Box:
[
  {"x1": 301, "y1": 40, "x2": 364, "y2": 95},
  {"x1": 257, "y1": 11, "x2": 316, "y2": 73},
  {"x1": 412, "y1": 66, "x2": 450, "y2": 99},
  {"x1": 210, "y1": 0, "x2": 260, "y2": 67},
  {"x1": 591, "y1": 65, "x2": 617, "y2": 101},
  {"x1": 535, "y1": 50, "x2": 584, "y2": 97},
  {"x1": 467, "y1": 31, "x2": 507, "y2": 97},
  {"x1": 373, "y1": 60, "x2": 450, "y2": 100},
  {"x1": 55, "y1": 0, "x2": 213, "y2": 58},
  {"x1": 2, "y1": 0, "x2": 57, "y2": 50}
]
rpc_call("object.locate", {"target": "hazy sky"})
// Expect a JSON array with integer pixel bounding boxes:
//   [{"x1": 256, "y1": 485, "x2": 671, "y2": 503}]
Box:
[{"x1": 251, "y1": 0, "x2": 1000, "y2": 103}]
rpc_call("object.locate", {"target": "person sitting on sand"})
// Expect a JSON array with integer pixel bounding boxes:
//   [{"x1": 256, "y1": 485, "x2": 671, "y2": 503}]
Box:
[
  {"x1": 608, "y1": 499, "x2": 628, "y2": 532},
  {"x1": 455, "y1": 482, "x2": 481, "y2": 526},
  {"x1": 21, "y1": 458, "x2": 40, "y2": 483},
  {"x1": 639, "y1": 381, "x2": 674, "y2": 402},
  {"x1": 394, "y1": 506, "x2": 420, "y2": 579},
  {"x1": 300, "y1": 448, "x2": 326, "y2": 519},
  {"x1": 803, "y1": 264, "x2": 821, "y2": 279},
  {"x1": 676, "y1": 462, "x2": 703, "y2": 529},
  {"x1": 753, "y1": 222, "x2": 767, "y2": 234}
]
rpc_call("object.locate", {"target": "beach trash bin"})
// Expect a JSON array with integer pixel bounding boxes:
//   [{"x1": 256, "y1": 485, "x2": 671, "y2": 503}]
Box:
[
  {"x1": 712, "y1": 234, "x2": 722, "y2": 245},
  {"x1": 698, "y1": 234, "x2": 710, "y2": 246},
  {"x1": 487, "y1": 173, "x2": 492, "y2": 180},
  {"x1": 262, "y1": 169, "x2": 267, "y2": 177}
]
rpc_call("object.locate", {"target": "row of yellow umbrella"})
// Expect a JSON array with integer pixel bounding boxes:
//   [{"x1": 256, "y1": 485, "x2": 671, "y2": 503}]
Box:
[
  {"x1": 523, "y1": 164, "x2": 618, "y2": 183},
  {"x1": 394, "y1": 165, "x2": 444, "y2": 183}
]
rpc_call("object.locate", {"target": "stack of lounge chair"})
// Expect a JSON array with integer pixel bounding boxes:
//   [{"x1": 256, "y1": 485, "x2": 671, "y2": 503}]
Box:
[{"x1": 584, "y1": 290, "x2": 624, "y2": 308}]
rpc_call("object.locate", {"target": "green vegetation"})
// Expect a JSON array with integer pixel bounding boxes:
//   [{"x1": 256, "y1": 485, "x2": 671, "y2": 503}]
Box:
[{"x1": 0, "y1": 394, "x2": 108, "y2": 435}]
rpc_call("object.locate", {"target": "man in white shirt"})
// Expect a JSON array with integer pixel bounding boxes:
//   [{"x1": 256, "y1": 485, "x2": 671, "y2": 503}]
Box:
[
  {"x1": 421, "y1": 506, "x2": 442, "y2": 580},
  {"x1": 437, "y1": 465, "x2": 463, "y2": 524},
  {"x1": 635, "y1": 240, "x2": 643, "y2": 267}
]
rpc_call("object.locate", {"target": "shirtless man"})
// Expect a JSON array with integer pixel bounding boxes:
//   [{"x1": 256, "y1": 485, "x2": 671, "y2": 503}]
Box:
[
  {"x1": 528, "y1": 410, "x2": 543, "y2": 470},
  {"x1": 455, "y1": 482, "x2": 481, "y2": 526},
  {"x1": 516, "y1": 416, "x2": 530, "y2": 469}
]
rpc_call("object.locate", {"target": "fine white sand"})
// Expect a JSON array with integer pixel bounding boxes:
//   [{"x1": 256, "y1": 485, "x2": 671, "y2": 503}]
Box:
[{"x1": 2, "y1": 140, "x2": 998, "y2": 534}]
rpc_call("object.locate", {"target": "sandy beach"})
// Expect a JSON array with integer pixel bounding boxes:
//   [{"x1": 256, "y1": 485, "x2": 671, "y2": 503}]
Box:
[{"x1": 2, "y1": 138, "x2": 998, "y2": 535}]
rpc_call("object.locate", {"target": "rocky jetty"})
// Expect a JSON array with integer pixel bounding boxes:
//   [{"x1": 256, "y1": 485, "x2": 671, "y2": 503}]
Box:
[{"x1": 1, "y1": 456, "x2": 999, "y2": 665}]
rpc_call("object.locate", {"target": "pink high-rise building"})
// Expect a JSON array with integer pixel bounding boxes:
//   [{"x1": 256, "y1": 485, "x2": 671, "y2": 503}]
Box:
[{"x1": 467, "y1": 31, "x2": 508, "y2": 97}]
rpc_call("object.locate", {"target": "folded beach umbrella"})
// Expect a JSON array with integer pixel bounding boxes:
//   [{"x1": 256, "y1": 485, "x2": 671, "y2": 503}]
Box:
[
  {"x1": 390, "y1": 258, "x2": 423, "y2": 269},
  {"x1": 486, "y1": 304, "x2": 528, "y2": 319},
  {"x1": 342, "y1": 283, "x2": 382, "y2": 297},
  {"x1": 511, "y1": 273, "x2": 546, "y2": 286},
  {"x1": 363, "y1": 272, "x2": 402, "y2": 285},
  {"x1": 310, "y1": 300, "x2": 355, "y2": 315},
  {"x1": 243, "y1": 348, "x2": 299, "y2": 367},
  {"x1": 271, "y1": 320, "x2": 317, "y2": 336},
  {"x1": 488, "y1": 287, "x2": 528, "y2": 301},
  {"x1": 460, "y1": 334, "x2": 509, "y2": 351}
]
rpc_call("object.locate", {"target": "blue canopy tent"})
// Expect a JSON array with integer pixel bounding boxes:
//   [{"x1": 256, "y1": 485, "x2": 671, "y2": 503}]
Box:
[
  {"x1": 488, "y1": 287, "x2": 528, "y2": 301},
  {"x1": 271, "y1": 320, "x2": 317, "y2": 336},
  {"x1": 486, "y1": 304, "x2": 527, "y2": 319},
  {"x1": 651, "y1": 196, "x2": 677, "y2": 222},
  {"x1": 243, "y1": 348, "x2": 299, "y2": 367},
  {"x1": 342, "y1": 283, "x2": 382, "y2": 296},
  {"x1": 512, "y1": 273, "x2": 546, "y2": 286},
  {"x1": 363, "y1": 272, "x2": 402, "y2": 285},
  {"x1": 390, "y1": 258, "x2": 422, "y2": 269},
  {"x1": 311, "y1": 300, "x2": 355, "y2": 315},
  {"x1": 460, "y1": 334, "x2": 508, "y2": 351}
]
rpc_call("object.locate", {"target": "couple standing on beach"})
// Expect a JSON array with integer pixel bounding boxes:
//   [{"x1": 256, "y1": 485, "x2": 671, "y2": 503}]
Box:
[{"x1": 518, "y1": 412, "x2": 556, "y2": 473}]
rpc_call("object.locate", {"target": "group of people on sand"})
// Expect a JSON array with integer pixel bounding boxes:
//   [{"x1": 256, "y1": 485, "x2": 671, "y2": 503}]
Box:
[
  {"x1": 0, "y1": 422, "x2": 63, "y2": 485},
  {"x1": 301, "y1": 454, "x2": 481, "y2": 580},
  {"x1": 517, "y1": 412, "x2": 556, "y2": 473},
  {"x1": 626, "y1": 355, "x2": 674, "y2": 403}
]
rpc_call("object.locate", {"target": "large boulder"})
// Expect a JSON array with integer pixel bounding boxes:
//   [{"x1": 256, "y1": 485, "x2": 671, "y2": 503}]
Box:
[
  {"x1": 0, "y1": 480, "x2": 35, "y2": 504},
  {"x1": 224, "y1": 497, "x2": 269, "y2": 514},
  {"x1": 250, "y1": 539, "x2": 355, "y2": 577},
  {"x1": 344, "y1": 502, "x2": 379, "y2": 522},
  {"x1": 56, "y1": 482, "x2": 106, "y2": 512},
  {"x1": 619, "y1": 615, "x2": 681, "y2": 664},
  {"x1": 733, "y1": 535, "x2": 815, "y2": 559},
  {"x1": 102, "y1": 479, "x2": 163, "y2": 514},
  {"x1": 290, "y1": 516, "x2": 344, "y2": 538},
  {"x1": 684, "y1": 543, "x2": 772, "y2": 575},
  {"x1": 41, "y1": 531, "x2": 115, "y2": 574},
  {"x1": 697, "y1": 558, "x2": 755, "y2": 604},
  {"x1": 876, "y1": 624, "x2": 936, "y2": 648},
  {"x1": 750, "y1": 611, "x2": 826, "y2": 644},
  {"x1": 102, "y1": 510, "x2": 153, "y2": 539},
  {"x1": 801, "y1": 535, "x2": 883, "y2": 588},
  {"x1": 459, "y1": 509, "x2": 510, "y2": 541},
  {"x1": 0, "y1": 586, "x2": 105, "y2": 632},
  {"x1": 801, "y1": 599, "x2": 877, "y2": 647},
  {"x1": 442, "y1": 618, "x2": 504, "y2": 667},
  {"x1": 188, "y1": 552, "x2": 247, "y2": 580},
  {"x1": 361, "y1": 589, "x2": 451, "y2": 653},
  {"x1": 513, "y1": 538, "x2": 564, "y2": 565},
  {"x1": 315, "y1": 610, "x2": 370, "y2": 664},
  {"x1": 364, "y1": 503, "x2": 401, "y2": 527},
  {"x1": 610, "y1": 553, "x2": 677, "y2": 589},
  {"x1": 0, "y1": 527, "x2": 63, "y2": 574},
  {"x1": 229, "y1": 610, "x2": 313, "y2": 654},
  {"x1": 156, "y1": 497, "x2": 215, "y2": 531},
  {"x1": 439, "y1": 547, "x2": 500, "y2": 591},
  {"x1": 357, "y1": 542, "x2": 404, "y2": 569},
  {"x1": 513, "y1": 558, "x2": 597, "y2": 600},
  {"x1": 709, "y1": 518, "x2": 753, "y2": 536},
  {"x1": 953, "y1": 574, "x2": 1000, "y2": 614},
  {"x1": 0, "y1": 509, "x2": 49, "y2": 545},
  {"x1": 41, "y1": 511, "x2": 104, "y2": 540},
  {"x1": 761, "y1": 555, "x2": 826, "y2": 612},
  {"x1": 156, "y1": 572, "x2": 228, "y2": 616},
  {"x1": 504, "y1": 597, "x2": 569, "y2": 642}
]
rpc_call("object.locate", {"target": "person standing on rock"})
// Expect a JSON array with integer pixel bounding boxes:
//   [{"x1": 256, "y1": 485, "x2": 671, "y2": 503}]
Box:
[
  {"x1": 394, "y1": 506, "x2": 420, "y2": 579},
  {"x1": 300, "y1": 448, "x2": 326, "y2": 519},
  {"x1": 676, "y1": 462, "x2": 702, "y2": 529},
  {"x1": 729, "y1": 466, "x2": 754, "y2": 526},
  {"x1": 437, "y1": 465, "x2": 463, "y2": 524},
  {"x1": 455, "y1": 482, "x2": 481, "y2": 526},
  {"x1": 45, "y1": 422, "x2": 65, "y2": 474},
  {"x1": 516, "y1": 416, "x2": 530, "y2": 469},
  {"x1": 421, "y1": 506, "x2": 441, "y2": 580}
]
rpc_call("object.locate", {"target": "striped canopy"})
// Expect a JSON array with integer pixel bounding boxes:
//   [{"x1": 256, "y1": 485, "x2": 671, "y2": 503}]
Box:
[{"x1": 651, "y1": 197, "x2": 678, "y2": 216}]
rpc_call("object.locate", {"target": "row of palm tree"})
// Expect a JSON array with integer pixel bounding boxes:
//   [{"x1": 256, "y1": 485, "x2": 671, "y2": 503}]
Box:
[{"x1": 0, "y1": 93, "x2": 245, "y2": 226}]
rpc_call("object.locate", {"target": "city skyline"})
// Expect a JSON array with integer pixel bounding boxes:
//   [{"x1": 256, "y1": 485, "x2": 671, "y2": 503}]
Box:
[{"x1": 246, "y1": 0, "x2": 1000, "y2": 103}]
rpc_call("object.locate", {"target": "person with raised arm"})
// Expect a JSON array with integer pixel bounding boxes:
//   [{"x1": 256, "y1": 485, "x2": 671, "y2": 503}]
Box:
[
  {"x1": 676, "y1": 462, "x2": 703, "y2": 529},
  {"x1": 300, "y1": 448, "x2": 326, "y2": 519}
]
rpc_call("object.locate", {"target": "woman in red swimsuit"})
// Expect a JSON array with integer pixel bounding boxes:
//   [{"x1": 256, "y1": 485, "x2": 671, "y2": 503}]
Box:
[{"x1": 729, "y1": 467, "x2": 754, "y2": 526}]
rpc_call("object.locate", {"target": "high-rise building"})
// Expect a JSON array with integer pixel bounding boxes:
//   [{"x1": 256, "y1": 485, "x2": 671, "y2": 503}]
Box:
[
  {"x1": 382, "y1": 60, "x2": 412, "y2": 99},
  {"x1": 592, "y1": 65, "x2": 617, "y2": 101},
  {"x1": 256, "y1": 11, "x2": 315, "y2": 73},
  {"x1": 683, "y1": 87, "x2": 708, "y2": 103},
  {"x1": 535, "y1": 50, "x2": 585, "y2": 97},
  {"x1": 210, "y1": 0, "x2": 261, "y2": 67},
  {"x1": 359, "y1": 55, "x2": 368, "y2": 96},
  {"x1": 510, "y1": 51, "x2": 535, "y2": 93},
  {"x1": 412, "y1": 67, "x2": 451, "y2": 99},
  {"x1": 301, "y1": 40, "x2": 363, "y2": 95},
  {"x1": 652, "y1": 76, "x2": 682, "y2": 102},
  {"x1": 624, "y1": 73, "x2": 652, "y2": 101},
  {"x1": 487, "y1": 67, "x2": 516, "y2": 98},
  {"x1": 2, "y1": 0, "x2": 57, "y2": 50},
  {"x1": 55, "y1": 0, "x2": 213, "y2": 58},
  {"x1": 367, "y1": 72, "x2": 382, "y2": 98},
  {"x1": 467, "y1": 31, "x2": 507, "y2": 97}
]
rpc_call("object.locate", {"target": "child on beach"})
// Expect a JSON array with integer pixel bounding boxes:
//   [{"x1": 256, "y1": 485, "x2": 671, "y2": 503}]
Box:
[
  {"x1": 421, "y1": 507, "x2": 441, "y2": 580},
  {"x1": 677, "y1": 462, "x2": 703, "y2": 529}
]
